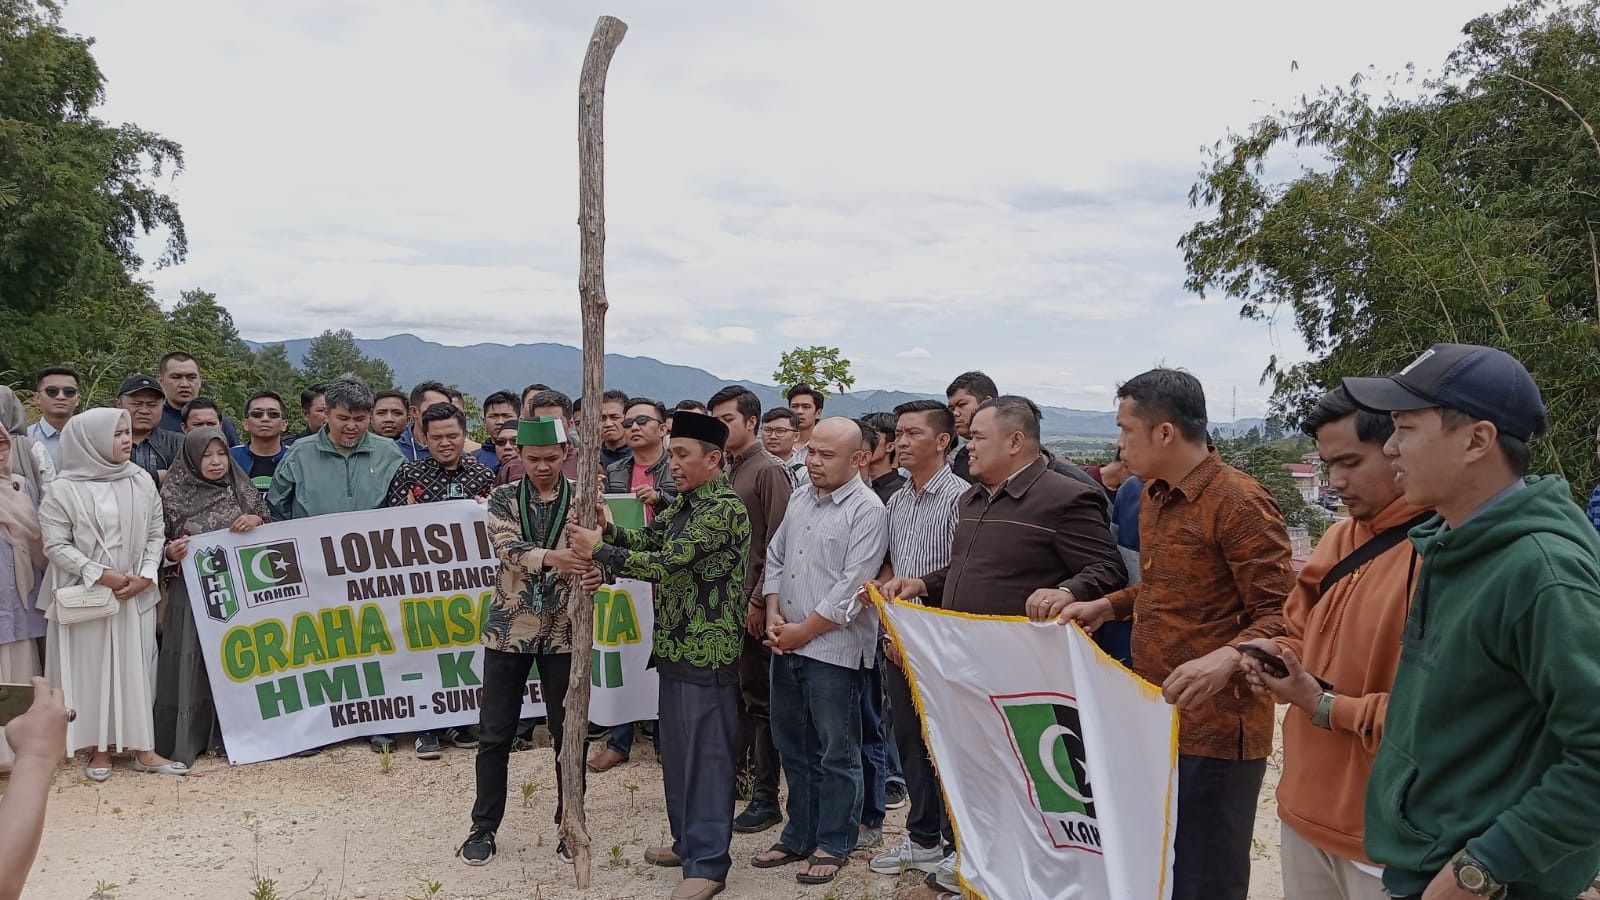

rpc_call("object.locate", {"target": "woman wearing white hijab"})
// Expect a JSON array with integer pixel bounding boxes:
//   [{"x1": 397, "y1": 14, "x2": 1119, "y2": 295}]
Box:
[
  {"x1": 0, "y1": 424, "x2": 47, "y2": 770},
  {"x1": 39, "y1": 408, "x2": 185, "y2": 779}
]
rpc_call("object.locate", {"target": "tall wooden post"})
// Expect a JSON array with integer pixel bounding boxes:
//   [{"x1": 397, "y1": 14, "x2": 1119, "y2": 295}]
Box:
[{"x1": 562, "y1": 14, "x2": 626, "y2": 890}]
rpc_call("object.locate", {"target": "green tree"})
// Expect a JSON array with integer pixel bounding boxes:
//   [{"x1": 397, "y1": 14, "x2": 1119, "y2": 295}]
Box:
[
  {"x1": 0, "y1": 0, "x2": 185, "y2": 377},
  {"x1": 0, "y1": 0, "x2": 186, "y2": 396},
  {"x1": 773, "y1": 346, "x2": 856, "y2": 398},
  {"x1": 1181, "y1": 0, "x2": 1600, "y2": 498},
  {"x1": 301, "y1": 329, "x2": 395, "y2": 390}
]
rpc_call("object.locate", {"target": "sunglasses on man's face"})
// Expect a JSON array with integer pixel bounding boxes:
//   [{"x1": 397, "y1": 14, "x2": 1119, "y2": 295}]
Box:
[
  {"x1": 247, "y1": 409, "x2": 283, "y2": 419},
  {"x1": 623, "y1": 416, "x2": 661, "y2": 428},
  {"x1": 42, "y1": 386, "x2": 79, "y2": 399},
  {"x1": 494, "y1": 438, "x2": 518, "y2": 448}
]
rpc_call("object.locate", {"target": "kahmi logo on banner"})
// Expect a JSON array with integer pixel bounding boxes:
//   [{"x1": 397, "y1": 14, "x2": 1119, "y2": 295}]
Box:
[
  {"x1": 995, "y1": 693, "x2": 1101, "y2": 852},
  {"x1": 237, "y1": 540, "x2": 308, "y2": 606}
]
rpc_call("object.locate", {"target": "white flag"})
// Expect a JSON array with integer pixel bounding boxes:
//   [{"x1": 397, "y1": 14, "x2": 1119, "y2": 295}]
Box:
[{"x1": 878, "y1": 597, "x2": 1178, "y2": 900}]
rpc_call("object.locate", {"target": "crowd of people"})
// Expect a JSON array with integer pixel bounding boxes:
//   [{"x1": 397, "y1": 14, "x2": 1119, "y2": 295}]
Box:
[{"x1": 2, "y1": 342, "x2": 1599, "y2": 900}]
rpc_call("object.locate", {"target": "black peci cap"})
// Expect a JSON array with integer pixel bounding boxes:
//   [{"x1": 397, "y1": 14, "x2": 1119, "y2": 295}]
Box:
[{"x1": 669, "y1": 410, "x2": 729, "y2": 449}]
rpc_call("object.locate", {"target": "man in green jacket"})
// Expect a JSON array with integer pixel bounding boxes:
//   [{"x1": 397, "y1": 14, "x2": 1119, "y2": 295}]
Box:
[
  {"x1": 268, "y1": 374, "x2": 405, "y2": 521},
  {"x1": 1344, "y1": 344, "x2": 1600, "y2": 900}
]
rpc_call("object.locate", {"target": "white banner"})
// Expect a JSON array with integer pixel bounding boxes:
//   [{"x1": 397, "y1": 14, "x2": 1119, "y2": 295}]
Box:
[
  {"x1": 878, "y1": 597, "x2": 1178, "y2": 900},
  {"x1": 180, "y1": 501, "x2": 657, "y2": 764}
]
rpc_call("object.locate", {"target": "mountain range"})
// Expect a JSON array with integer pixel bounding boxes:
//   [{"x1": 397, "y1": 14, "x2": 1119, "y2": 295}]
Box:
[{"x1": 252, "y1": 334, "x2": 1264, "y2": 439}]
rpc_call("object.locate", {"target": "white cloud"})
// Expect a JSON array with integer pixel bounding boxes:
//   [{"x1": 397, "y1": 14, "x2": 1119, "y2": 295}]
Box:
[{"x1": 73, "y1": 0, "x2": 1486, "y2": 410}]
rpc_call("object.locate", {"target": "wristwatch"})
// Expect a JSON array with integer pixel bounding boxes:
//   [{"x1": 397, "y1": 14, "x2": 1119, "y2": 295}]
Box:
[
  {"x1": 1310, "y1": 690, "x2": 1336, "y2": 730},
  {"x1": 1450, "y1": 850, "x2": 1507, "y2": 898}
]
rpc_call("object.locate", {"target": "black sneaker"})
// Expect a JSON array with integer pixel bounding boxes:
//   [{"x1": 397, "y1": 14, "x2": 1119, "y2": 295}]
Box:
[
  {"x1": 557, "y1": 839, "x2": 573, "y2": 863},
  {"x1": 369, "y1": 734, "x2": 397, "y2": 753},
  {"x1": 511, "y1": 734, "x2": 533, "y2": 753},
  {"x1": 886, "y1": 780, "x2": 908, "y2": 810},
  {"x1": 458, "y1": 827, "x2": 495, "y2": 866},
  {"x1": 416, "y1": 732, "x2": 442, "y2": 760},
  {"x1": 732, "y1": 800, "x2": 782, "y2": 834},
  {"x1": 444, "y1": 727, "x2": 479, "y2": 749}
]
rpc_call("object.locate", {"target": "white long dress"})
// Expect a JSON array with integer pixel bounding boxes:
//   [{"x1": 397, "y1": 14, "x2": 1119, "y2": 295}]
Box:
[{"x1": 39, "y1": 477, "x2": 164, "y2": 755}]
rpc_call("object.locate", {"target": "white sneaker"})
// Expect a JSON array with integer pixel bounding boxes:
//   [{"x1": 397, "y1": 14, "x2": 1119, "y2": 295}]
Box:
[
  {"x1": 928, "y1": 852, "x2": 961, "y2": 892},
  {"x1": 869, "y1": 834, "x2": 944, "y2": 874}
]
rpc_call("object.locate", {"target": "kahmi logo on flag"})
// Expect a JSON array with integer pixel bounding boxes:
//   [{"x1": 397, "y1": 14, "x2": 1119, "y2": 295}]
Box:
[
  {"x1": 236, "y1": 540, "x2": 308, "y2": 606},
  {"x1": 994, "y1": 692, "x2": 1102, "y2": 853}
]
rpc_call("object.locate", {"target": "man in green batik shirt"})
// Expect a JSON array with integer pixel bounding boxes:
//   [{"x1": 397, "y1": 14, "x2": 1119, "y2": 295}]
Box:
[{"x1": 569, "y1": 410, "x2": 751, "y2": 900}]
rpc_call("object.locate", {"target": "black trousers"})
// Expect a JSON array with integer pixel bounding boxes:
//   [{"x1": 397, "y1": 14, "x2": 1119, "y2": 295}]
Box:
[
  {"x1": 472, "y1": 648, "x2": 584, "y2": 832},
  {"x1": 885, "y1": 654, "x2": 950, "y2": 848},
  {"x1": 737, "y1": 632, "x2": 781, "y2": 805},
  {"x1": 1172, "y1": 754, "x2": 1268, "y2": 900},
  {"x1": 659, "y1": 675, "x2": 742, "y2": 881}
]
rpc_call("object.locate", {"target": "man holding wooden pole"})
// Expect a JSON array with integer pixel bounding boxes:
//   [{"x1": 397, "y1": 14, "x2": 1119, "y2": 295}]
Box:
[{"x1": 570, "y1": 410, "x2": 752, "y2": 900}]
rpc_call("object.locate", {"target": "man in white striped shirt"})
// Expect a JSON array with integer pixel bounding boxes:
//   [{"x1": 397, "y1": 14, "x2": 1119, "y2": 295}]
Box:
[
  {"x1": 754, "y1": 417, "x2": 888, "y2": 885},
  {"x1": 870, "y1": 400, "x2": 968, "y2": 884}
]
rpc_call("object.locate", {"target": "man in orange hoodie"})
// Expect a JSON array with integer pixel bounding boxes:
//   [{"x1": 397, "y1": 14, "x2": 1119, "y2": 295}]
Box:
[{"x1": 1239, "y1": 387, "x2": 1431, "y2": 900}]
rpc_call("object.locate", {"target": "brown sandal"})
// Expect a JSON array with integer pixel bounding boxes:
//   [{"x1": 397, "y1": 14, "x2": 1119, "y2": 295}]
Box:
[
  {"x1": 795, "y1": 852, "x2": 848, "y2": 884},
  {"x1": 750, "y1": 843, "x2": 806, "y2": 869}
]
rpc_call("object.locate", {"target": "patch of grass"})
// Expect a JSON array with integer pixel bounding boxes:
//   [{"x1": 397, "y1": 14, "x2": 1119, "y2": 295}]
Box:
[
  {"x1": 378, "y1": 745, "x2": 393, "y2": 775},
  {"x1": 88, "y1": 881, "x2": 119, "y2": 900},
  {"x1": 248, "y1": 873, "x2": 282, "y2": 900},
  {"x1": 607, "y1": 845, "x2": 625, "y2": 868},
  {"x1": 624, "y1": 782, "x2": 640, "y2": 811},
  {"x1": 405, "y1": 878, "x2": 443, "y2": 900},
  {"x1": 520, "y1": 781, "x2": 536, "y2": 807}
]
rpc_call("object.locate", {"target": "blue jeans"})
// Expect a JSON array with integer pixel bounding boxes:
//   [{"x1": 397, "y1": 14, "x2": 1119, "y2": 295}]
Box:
[
  {"x1": 606, "y1": 720, "x2": 654, "y2": 755},
  {"x1": 770, "y1": 653, "x2": 863, "y2": 858},
  {"x1": 859, "y1": 657, "x2": 889, "y2": 827}
]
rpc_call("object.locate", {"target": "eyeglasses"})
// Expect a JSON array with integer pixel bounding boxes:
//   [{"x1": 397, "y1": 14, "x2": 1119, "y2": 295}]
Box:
[
  {"x1": 623, "y1": 416, "x2": 661, "y2": 428},
  {"x1": 494, "y1": 438, "x2": 518, "y2": 448},
  {"x1": 247, "y1": 409, "x2": 283, "y2": 419},
  {"x1": 763, "y1": 426, "x2": 796, "y2": 436},
  {"x1": 42, "y1": 386, "x2": 79, "y2": 399}
]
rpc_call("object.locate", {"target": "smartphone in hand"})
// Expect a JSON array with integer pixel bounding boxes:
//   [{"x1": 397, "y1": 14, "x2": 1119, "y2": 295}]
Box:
[
  {"x1": 1239, "y1": 644, "x2": 1291, "y2": 679},
  {"x1": 0, "y1": 682, "x2": 34, "y2": 726}
]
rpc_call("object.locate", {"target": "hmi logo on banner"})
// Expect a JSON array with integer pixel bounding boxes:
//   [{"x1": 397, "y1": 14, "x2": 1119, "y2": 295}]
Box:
[
  {"x1": 993, "y1": 692, "x2": 1102, "y2": 853},
  {"x1": 195, "y1": 546, "x2": 240, "y2": 623},
  {"x1": 235, "y1": 540, "x2": 309, "y2": 607}
]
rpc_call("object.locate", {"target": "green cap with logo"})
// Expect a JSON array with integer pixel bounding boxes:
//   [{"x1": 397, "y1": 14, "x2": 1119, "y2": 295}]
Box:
[{"x1": 516, "y1": 416, "x2": 567, "y2": 447}]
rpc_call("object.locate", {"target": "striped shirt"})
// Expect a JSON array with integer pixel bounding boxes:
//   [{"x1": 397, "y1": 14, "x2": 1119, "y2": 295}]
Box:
[
  {"x1": 885, "y1": 465, "x2": 966, "y2": 603},
  {"x1": 764, "y1": 475, "x2": 888, "y2": 669}
]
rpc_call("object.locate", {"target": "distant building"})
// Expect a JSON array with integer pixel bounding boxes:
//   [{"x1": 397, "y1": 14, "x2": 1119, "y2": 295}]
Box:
[{"x1": 1282, "y1": 462, "x2": 1322, "y2": 504}]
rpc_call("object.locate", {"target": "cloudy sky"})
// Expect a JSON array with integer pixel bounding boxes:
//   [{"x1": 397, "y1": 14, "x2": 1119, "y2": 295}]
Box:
[{"x1": 67, "y1": 0, "x2": 1492, "y2": 417}]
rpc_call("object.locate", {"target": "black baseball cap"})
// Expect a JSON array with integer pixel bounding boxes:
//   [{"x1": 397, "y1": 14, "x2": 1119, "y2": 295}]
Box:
[
  {"x1": 118, "y1": 374, "x2": 163, "y2": 397},
  {"x1": 1342, "y1": 343, "x2": 1547, "y2": 442}
]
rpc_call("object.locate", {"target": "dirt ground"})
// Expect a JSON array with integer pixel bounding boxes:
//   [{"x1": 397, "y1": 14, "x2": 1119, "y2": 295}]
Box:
[{"x1": 9, "y1": 724, "x2": 1287, "y2": 900}]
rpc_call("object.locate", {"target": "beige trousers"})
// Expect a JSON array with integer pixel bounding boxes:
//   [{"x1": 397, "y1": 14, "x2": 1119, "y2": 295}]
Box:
[{"x1": 1280, "y1": 821, "x2": 1391, "y2": 900}]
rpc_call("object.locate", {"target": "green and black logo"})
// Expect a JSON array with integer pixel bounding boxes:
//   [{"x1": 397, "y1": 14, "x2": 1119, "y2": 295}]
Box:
[
  {"x1": 994, "y1": 692, "x2": 1102, "y2": 851},
  {"x1": 236, "y1": 540, "x2": 308, "y2": 607},
  {"x1": 195, "y1": 546, "x2": 239, "y2": 623}
]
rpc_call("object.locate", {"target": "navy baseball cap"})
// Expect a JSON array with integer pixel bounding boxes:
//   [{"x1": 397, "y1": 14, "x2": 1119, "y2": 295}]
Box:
[
  {"x1": 118, "y1": 374, "x2": 163, "y2": 397},
  {"x1": 1342, "y1": 343, "x2": 1547, "y2": 442}
]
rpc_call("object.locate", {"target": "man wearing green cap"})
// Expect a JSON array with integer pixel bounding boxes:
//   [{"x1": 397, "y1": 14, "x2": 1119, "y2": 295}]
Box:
[
  {"x1": 458, "y1": 417, "x2": 593, "y2": 869},
  {"x1": 568, "y1": 410, "x2": 752, "y2": 900}
]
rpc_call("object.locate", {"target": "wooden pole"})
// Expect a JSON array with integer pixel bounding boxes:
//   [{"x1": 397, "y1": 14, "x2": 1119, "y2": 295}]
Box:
[{"x1": 562, "y1": 13, "x2": 626, "y2": 891}]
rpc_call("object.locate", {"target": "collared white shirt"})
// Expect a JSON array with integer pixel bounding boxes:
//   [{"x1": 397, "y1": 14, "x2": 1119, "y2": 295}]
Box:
[{"x1": 764, "y1": 475, "x2": 888, "y2": 669}]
